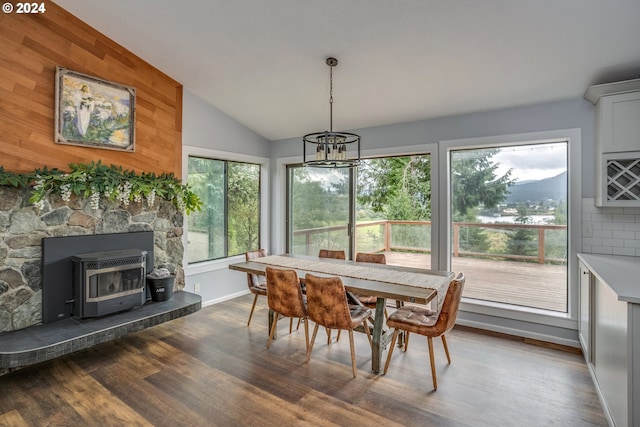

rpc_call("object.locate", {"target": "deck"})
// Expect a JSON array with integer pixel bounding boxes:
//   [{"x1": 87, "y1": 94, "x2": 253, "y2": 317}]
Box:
[{"x1": 383, "y1": 252, "x2": 567, "y2": 312}]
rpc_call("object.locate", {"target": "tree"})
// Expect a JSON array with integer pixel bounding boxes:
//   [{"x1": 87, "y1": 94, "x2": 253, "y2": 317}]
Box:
[
  {"x1": 450, "y1": 149, "x2": 515, "y2": 219},
  {"x1": 227, "y1": 162, "x2": 260, "y2": 254},
  {"x1": 357, "y1": 156, "x2": 431, "y2": 221},
  {"x1": 506, "y1": 204, "x2": 536, "y2": 256}
]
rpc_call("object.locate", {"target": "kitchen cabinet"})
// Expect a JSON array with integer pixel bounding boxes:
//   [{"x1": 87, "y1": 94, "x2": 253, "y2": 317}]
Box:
[
  {"x1": 585, "y1": 79, "x2": 640, "y2": 207},
  {"x1": 577, "y1": 253, "x2": 640, "y2": 427}
]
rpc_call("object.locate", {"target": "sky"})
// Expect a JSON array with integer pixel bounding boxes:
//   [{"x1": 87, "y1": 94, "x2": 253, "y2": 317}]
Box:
[
  {"x1": 302, "y1": 141, "x2": 568, "y2": 187},
  {"x1": 490, "y1": 142, "x2": 567, "y2": 183}
]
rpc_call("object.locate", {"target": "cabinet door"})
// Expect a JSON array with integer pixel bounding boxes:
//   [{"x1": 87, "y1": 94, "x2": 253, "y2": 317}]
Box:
[
  {"x1": 578, "y1": 262, "x2": 592, "y2": 363},
  {"x1": 599, "y1": 91, "x2": 640, "y2": 153},
  {"x1": 594, "y1": 277, "x2": 628, "y2": 427}
]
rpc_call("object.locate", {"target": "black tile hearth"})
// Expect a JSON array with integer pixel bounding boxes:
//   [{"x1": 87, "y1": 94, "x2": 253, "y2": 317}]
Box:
[{"x1": 0, "y1": 291, "x2": 201, "y2": 369}]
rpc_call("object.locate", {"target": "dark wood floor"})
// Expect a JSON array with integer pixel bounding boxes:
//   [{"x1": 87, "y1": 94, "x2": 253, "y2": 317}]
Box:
[{"x1": 0, "y1": 294, "x2": 607, "y2": 427}]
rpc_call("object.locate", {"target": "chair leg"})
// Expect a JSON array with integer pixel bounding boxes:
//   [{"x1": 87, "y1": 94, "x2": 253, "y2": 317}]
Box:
[
  {"x1": 303, "y1": 317, "x2": 310, "y2": 353},
  {"x1": 336, "y1": 330, "x2": 341, "y2": 343},
  {"x1": 307, "y1": 323, "x2": 320, "y2": 362},
  {"x1": 404, "y1": 332, "x2": 410, "y2": 352},
  {"x1": 363, "y1": 318, "x2": 372, "y2": 347},
  {"x1": 247, "y1": 293, "x2": 259, "y2": 326},
  {"x1": 427, "y1": 336, "x2": 437, "y2": 390},
  {"x1": 326, "y1": 327, "x2": 332, "y2": 344},
  {"x1": 296, "y1": 317, "x2": 302, "y2": 331},
  {"x1": 348, "y1": 329, "x2": 357, "y2": 378},
  {"x1": 383, "y1": 329, "x2": 400, "y2": 374},
  {"x1": 441, "y1": 335, "x2": 451, "y2": 364},
  {"x1": 289, "y1": 318, "x2": 293, "y2": 334},
  {"x1": 267, "y1": 313, "x2": 279, "y2": 349}
]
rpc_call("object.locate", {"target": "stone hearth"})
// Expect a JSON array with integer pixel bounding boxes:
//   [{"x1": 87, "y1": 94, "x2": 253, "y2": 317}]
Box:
[{"x1": 0, "y1": 291, "x2": 201, "y2": 370}]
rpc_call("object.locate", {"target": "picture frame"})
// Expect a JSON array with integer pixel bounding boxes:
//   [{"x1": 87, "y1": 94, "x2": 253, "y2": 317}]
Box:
[{"x1": 54, "y1": 66, "x2": 136, "y2": 152}]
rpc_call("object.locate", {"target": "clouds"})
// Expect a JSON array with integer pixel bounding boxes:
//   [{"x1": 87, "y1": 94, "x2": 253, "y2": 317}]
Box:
[{"x1": 492, "y1": 142, "x2": 567, "y2": 182}]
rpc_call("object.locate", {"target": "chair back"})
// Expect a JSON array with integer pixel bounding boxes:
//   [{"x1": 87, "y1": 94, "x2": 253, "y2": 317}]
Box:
[
  {"x1": 304, "y1": 273, "x2": 352, "y2": 330},
  {"x1": 432, "y1": 273, "x2": 465, "y2": 335},
  {"x1": 266, "y1": 267, "x2": 306, "y2": 319},
  {"x1": 245, "y1": 249, "x2": 267, "y2": 288},
  {"x1": 355, "y1": 253, "x2": 386, "y2": 264},
  {"x1": 318, "y1": 249, "x2": 346, "y2": 260}
]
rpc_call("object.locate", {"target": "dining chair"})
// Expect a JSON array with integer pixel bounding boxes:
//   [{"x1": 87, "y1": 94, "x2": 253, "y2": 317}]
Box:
[
  {"x1": 318, "y1": 248, "x2": 346, "y2": 344},
  {"x1": 354, "y1": 252, "x2": 388, "y2": 317},
  {"x1": 245, "y1": 249, "x2": 268, "y2": 326},
  {"x1": 265, "y1": 267, "x2": 309, "y2": 352},
  {"x1": 318, "y1": 249, "x2": 346, "y2": 260},
  {"x1": 383, "y1": 273, "x2": 465, "y2": 390},
  {"x1": 304, "y1": 273, "x2": 372, "y2": 378}
]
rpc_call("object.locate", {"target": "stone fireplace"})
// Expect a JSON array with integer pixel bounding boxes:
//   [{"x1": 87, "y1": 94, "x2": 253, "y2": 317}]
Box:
[
  {"x1": 41, "y1": 232, "x2": 155, "y2": 323},
  {"x1": 0, "y1": 186, "x2": 186, "y2": 333}
]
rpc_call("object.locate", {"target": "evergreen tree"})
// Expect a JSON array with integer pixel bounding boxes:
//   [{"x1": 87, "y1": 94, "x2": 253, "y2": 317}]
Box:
[
  {"x1": 506, "y1": 204, "x2": 536, "y2": 256},
  {"x1": 450, "y1": 149, "x2": 515, "y2": 217}
]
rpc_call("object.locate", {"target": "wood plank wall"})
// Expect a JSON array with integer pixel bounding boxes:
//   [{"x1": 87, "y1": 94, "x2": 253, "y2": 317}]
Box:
[{"x1": 0, "y1": 1, "x2": 183, "y2": 176}]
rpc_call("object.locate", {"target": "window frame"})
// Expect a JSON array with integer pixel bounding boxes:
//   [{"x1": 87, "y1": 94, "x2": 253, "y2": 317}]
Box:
[
  {"x1": 437, "y1": 129, "x2": 582, "y2": 329},
  {"x1": 182, "y1": 146, "x2": 269, "y2": 275}
]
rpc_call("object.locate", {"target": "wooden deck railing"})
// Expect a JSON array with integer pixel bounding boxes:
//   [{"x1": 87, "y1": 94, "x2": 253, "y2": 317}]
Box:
[{"x1": 292, "y1": 220, "x2": 567, "y2": 264}]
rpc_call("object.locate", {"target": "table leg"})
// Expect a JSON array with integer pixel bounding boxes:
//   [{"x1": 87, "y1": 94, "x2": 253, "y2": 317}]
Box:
[{"x1": 371, "y1": 297, "x2": 387, "y2": 372}]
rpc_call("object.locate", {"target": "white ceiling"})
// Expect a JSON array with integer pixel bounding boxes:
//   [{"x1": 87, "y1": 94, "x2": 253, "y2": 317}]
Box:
[{"x1": 55, "y1": 0, "x2": 640, "y2": 141}]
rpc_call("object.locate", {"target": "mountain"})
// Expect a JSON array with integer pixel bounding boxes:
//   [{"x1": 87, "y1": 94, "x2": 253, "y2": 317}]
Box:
[{"x1": 505, "y1": 171, "x2": 567, "y2": 203}]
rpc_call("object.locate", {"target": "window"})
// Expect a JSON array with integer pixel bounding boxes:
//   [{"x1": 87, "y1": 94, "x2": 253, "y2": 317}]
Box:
[
  {"x1": 187, "y1": 157, "x2": 260, "y2": 263},
  {"x1": 287, "y1": 165, "x2": 352, "y2": 257},
  {"x1": 449, "y1": 142, "x2": 568, "y2": 312}
]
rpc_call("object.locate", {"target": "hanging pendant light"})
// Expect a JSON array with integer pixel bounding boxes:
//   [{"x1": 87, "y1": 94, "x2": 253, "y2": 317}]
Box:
[{"x1": 303, "y1": 57, "x2": 360, "y2": 168}]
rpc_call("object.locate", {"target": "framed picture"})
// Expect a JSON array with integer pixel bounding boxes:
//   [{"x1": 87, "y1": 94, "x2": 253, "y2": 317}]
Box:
[{"x1": 54, "y1": 66, "x2": 136, "y2": 151}]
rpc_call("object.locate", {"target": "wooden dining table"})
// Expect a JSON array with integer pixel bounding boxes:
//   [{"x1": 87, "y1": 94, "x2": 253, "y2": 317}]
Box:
[{"x1": 229, "y1": 254, "x2": 454, "y2": 373}]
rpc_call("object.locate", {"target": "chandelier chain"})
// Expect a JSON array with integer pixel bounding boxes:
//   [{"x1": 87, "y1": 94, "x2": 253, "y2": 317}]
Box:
[{"x1": 329, "y1": 65, "x2": 334, "y2": 132}]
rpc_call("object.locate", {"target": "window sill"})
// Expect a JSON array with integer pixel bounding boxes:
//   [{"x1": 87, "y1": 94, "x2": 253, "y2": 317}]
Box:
[
  {"x1": 184, "y1": 254, "x2": 245, "y2": 276},
  {"x1": 460, "y1": 297, "x2": 576, "y2": 330}
]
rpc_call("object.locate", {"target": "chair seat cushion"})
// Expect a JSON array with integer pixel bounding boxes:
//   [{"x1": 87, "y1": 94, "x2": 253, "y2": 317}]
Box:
[
  {"x1": 348, "y1": 305, "x2": 371, "y2": 328},
  {"x1": 386, "y1": 305, "x2": 438, "y2": 334},
  {"x1": 250, "y1": 279, "x2": 267, "y2": 295},
  {"x1": 356, "y1": 294, "x2": 377, "y2": 306}
]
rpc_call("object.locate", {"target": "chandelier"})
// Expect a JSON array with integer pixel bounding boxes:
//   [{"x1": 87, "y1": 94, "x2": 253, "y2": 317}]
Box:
[{"x1": 303, "y1": 57, "x2": 361, "y2": 168}]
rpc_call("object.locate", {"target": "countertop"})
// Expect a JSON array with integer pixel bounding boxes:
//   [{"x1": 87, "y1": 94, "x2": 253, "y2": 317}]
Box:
[{"x1": 578, "y1": 253, "x2": 640, "y2": 304}]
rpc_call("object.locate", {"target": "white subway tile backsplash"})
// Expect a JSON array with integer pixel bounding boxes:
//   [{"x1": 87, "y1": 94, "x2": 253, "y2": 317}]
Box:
[
  {"x1": 582, "y1": 198, "x2": 640, "y2": 256},
  {"x1": 591, "y1": 246, "x2": 614, "y2": 255},
  {"x1": 593, "y1": 229, "x2": 612, "y2": 239},
  {"x1": 613, "y1": 247, "x2": 637, "y2": 256},
  {"x1": 613, "y1": 214, "x2": 637, "y2": 222}
]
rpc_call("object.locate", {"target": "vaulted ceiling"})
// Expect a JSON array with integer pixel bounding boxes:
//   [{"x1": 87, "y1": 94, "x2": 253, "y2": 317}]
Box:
[{"x1": 55, "y1": 0, "x2": 640, "y2": 141}]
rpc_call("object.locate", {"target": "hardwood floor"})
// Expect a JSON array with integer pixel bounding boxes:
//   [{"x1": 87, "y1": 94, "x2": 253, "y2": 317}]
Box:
[{"x1": 0, "y1": 294, "x2": 607, "y2": 426}]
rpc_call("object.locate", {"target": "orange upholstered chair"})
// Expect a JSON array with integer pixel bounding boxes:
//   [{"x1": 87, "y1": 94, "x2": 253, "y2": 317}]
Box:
[
  {"x1": 305, "y1": 273, "x2": 372, "y2": 378},
  {"x1": 245, "y1": 249, "x2": 268, "y2": 326},
  {"x1": 318, "y1": 248, "x2": 346, "y2": 344},
  {"x1": 354, "y1": 252, "x2": 387, "y2": 315},
  {"x1": 265, "y1": 267, "x2": 309, "y2": 352},
  {"x1": 383, "y1": 273, "x2": 465, "y2": 390},
  {"x1": 318, "y1": 249, "x2": 346, "y2": 260}
]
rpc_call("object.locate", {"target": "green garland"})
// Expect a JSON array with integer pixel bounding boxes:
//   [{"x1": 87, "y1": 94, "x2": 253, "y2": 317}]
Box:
[{"x1": 0, "y1": 161, "x2": 202, "y2": 214}]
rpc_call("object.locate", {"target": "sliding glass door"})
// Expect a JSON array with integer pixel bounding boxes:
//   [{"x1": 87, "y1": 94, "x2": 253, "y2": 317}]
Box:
[{"x1": 287, "y1": 165, "x2": 353, "y2": 258}]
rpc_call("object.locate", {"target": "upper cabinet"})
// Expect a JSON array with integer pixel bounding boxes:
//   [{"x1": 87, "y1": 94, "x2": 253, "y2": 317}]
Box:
[{"x1": 585, "y1": 78, "x2": 640, "y2": 207}]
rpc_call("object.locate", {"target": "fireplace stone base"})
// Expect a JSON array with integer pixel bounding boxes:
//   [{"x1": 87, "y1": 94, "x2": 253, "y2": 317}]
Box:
[{"x1": 0, "y1": 291, "x2": 201, "y2": 371}]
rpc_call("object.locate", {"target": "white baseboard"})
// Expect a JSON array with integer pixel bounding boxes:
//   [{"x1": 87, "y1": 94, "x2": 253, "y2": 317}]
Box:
[{"x1": 456, "y1": 318, "x2": 581, "y2": 348}]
